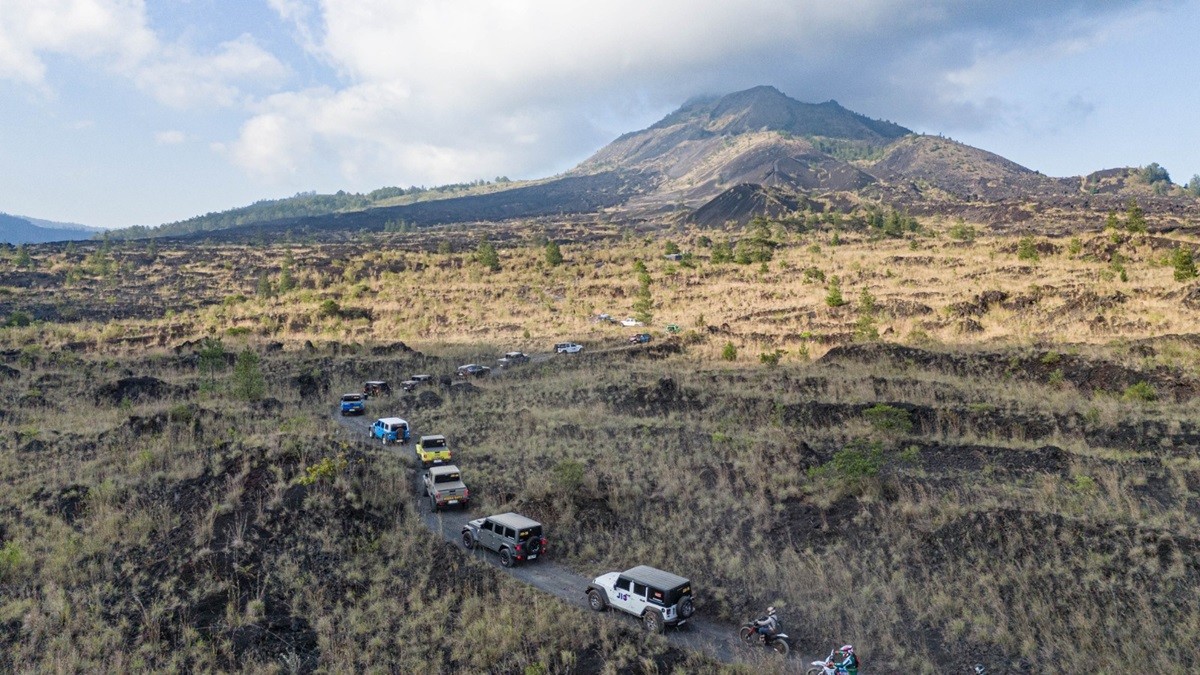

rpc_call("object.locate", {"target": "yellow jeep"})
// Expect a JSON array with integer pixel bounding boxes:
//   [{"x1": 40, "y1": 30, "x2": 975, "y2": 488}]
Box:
[{"x1": 416, "y1": 434, "x2": 452, "y2": 467}]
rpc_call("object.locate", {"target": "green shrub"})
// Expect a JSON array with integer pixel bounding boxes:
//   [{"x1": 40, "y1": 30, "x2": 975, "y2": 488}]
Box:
[
  {"x1": 1171, "y1": 246, "x2": 1197, "y2": 282},
  {"x1": 864, "y1": 403, "x2": 913, "y2": 435},
  {"x1": 825, "y1": 276, "x2": 846, "y2": 307},
  {"x1": 232, "y1": 350, "x2": 266, "y2": 401},
  {"x1": 809, "y1": 439, "x2": 884, "y2": 488},
  {"x1": 721, "y1": 342, "x2": 737, "y2": 361},
  {"x1": 1121, "y1": 381, "x2": 1157, "y2": 403},
  {"x1": 318, "y1": 299, "x2": 342, "y2": 318},
  {"x1": 299, "y1": 453, "x2": 349, "y2": 486},
  {"x1": 0, "y1": 541, "x2": 26, "y2": 582},
  {"x1": 3, "y1": 310, "x2": 32, "y2": 328},
  {"x1": 1017, "y1": 237, "x2": 1040, "y2": 262},
  {"x1": 948, "y1": 218, "x2": 976, "y2": 242},
  {"x1": 758, "y1": 349, "x2": 785, "y2": 366}
]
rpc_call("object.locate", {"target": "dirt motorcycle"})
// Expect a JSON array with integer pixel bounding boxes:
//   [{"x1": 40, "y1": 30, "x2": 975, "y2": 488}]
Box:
[
  {"x1": 805, "y1": 648, "x2": 840, "y2": 675},
  {"x1": 738, "y1": 621, "x2": 790, "y2": 656}
]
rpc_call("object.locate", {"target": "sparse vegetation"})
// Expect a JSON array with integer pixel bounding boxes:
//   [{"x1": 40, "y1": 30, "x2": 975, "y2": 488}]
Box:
[{"x1": 2, "y1": 221, "x2": 1200, "y2": 674}]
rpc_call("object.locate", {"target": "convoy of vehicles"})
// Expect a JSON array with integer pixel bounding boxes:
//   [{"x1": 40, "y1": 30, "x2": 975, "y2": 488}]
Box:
[{"x1": 336, "y1": 351, "x2": 827, "y2": 663}]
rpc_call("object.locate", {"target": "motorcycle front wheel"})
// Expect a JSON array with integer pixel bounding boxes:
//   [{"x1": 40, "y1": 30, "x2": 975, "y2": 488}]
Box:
[{"x1": 738, "y1": 626, "x2": 754, "y2": 642}]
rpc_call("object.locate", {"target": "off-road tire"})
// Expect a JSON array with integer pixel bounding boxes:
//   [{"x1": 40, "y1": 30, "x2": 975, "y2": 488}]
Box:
[
  {"x1": 677, "y1": 596, "x2": 694, "y2": 619},
  {"x1": 805, "y1": 668, "x2": 823, "y2": 675},
  {"x1": 770, "y1": 638, "x2": 789, "y2": 656},
  {"x1": 642, "y1": 610, "x2": 664, "y2": 633},
  {"x1": 587, "y1": 590, "x2": 606, "y2": 612},
  {"x1": 525, "y1": 537, "x2": 543, "y2": 556},
  {"x1": 500, "y1": 548, "x2": 514, "y2": 568},
  {"x1": 461, "y1": 532, "x2": 474, "y2": 550},
  {"x1": 738, "y1": 626, "x2": 754, "y2": 642}
]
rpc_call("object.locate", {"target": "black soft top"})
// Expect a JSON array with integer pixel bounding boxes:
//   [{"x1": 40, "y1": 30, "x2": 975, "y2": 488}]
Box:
[{"x1": 621, "y1": 565, "x2": 690, "y2": 591}]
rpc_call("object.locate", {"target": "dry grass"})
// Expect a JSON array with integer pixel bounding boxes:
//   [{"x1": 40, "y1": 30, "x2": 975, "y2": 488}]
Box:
[{"x1": 1, "y1": 218, "x2": 1199, "y2": 672}]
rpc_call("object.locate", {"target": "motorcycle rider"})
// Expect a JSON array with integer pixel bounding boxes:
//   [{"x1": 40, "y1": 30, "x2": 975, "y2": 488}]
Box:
[
  {"x1": 753, "y1": 606, "x2": 780, "y2": 643},
  {"x1": 834, "y1": 644, "x2": 859, "y2": 675}
]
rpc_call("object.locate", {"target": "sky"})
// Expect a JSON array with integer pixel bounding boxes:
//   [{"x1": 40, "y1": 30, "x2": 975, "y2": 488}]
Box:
[{"x1": 1, "y1": 0, "x2": 1198, "y2": 229}]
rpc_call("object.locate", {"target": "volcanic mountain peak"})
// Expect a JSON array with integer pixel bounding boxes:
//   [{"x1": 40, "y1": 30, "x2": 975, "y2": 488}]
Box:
[{"x1": 650, "y1": 85, "x2": 911, "y2": 141}]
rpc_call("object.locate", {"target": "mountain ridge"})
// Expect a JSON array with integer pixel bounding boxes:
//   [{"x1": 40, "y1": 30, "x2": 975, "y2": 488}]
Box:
[{"x1": 108, "y1": 86, "x2": 1199, "y2": 240}]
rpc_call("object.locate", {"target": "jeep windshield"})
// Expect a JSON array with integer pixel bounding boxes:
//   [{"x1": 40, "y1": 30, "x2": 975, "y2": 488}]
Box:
[
  {"x1": 423, "y1": 438, "x2": 446, "y2": 449},
  {"x1": 342, "y1": 395, "x2": 362, "y2": 402}
]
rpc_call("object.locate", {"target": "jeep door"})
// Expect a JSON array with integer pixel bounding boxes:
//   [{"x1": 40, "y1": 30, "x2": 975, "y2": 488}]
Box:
[
  {"x1": 629, "y1": 581, "x2": 650, "y2": 617},
  {"x1": 611, "y1": 576, "x2": 635, "y2": 613},
  {"x1": 479, "y1": 520, "x2": 497, "y2": 551}
]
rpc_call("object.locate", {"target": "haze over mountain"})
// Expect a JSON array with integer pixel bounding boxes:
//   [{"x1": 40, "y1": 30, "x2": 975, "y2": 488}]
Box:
[
  {"x1": 0, "y1": 213, "x2": 100, "y2": 245},
  {"x1": 112, "y1": 86, "x2": 1198, "y2": 240}
]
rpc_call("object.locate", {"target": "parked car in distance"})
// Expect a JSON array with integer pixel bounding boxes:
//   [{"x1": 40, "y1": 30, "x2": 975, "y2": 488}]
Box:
[
  {"x1": 461, "y1": 512, "x2": 546, "y2": 567},
  {"x1": 362, "y1": 380, "x2": 391, "y2": 398},
  {"x1": 456, "y1": 363, "x2": 491, "y2": 378},
  {"x1": 423, "y1": 465, "x2": 469, "y2": 511},
  {"x1": 416, "y1": 434, "x2": 452, "y2": 467},
  {"x1": 628, "y1": 333, "x2": 651, "y2": 344},
  {"x1": 410, "y1": 374, "x2": 434, "y2": 383},
  {"x1": 586, "y1": 565, "x2": 694, "y2": 633},
  {"x1": 370, "y1": 417, "x2": 410, "y2": 444},
  {"x1": 621, "y1": 317, "x2": 645, "y2": 327},
  {"x1": 400, "y1": 379, "x2": 419, "y2": 392},
  {"x1": 555, "y1": 342, "x2": 583, "y2": 354},
  {"x1": 339, "y1": 393, "x2": 365, "y2": 416},
  {"x1": 496, "y1": 351, "x2": 530, "y2": 368}
]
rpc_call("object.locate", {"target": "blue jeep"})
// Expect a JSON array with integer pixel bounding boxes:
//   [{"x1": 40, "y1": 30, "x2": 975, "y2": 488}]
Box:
[
  {"x1": 371, "y1": 417, "x2": 410, "y2": 445},
  {"x1": 340, "y1": 393, "x2": 365, "y2": 416}
]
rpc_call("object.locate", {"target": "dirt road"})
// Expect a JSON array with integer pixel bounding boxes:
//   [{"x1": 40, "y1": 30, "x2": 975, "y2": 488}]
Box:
[{"x1": 335, "y1": 375, "x2": 810, "y2": 672}]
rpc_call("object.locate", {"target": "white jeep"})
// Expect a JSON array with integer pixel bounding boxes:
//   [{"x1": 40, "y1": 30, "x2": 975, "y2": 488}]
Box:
[{"x1": 585, "y1": 565, "x2": 694, "y2": 632}]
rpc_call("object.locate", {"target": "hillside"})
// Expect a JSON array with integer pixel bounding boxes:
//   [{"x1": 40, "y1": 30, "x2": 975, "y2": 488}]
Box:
[
  {"x1": 0, "y1": 213, "x2": 98, "y2": 244},
  {"x1": 2, "y1": 220, "x2": 1199, "y2": 672}
]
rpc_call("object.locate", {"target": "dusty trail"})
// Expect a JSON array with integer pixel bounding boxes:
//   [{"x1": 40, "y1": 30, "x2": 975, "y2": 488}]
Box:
[{"x1": 333, "y1": 369, "x2": 814, "y2": 672}]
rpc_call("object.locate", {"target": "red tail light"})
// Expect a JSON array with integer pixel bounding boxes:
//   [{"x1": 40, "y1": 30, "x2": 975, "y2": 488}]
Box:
[
  {"x1": 541, "y1": 537, "x2": 548, "y2": 550},
  {"x1": 463, "y1": 489, "x2": 470, "y2": 498},
  {"x1": 514, "y1": 543, "x2": 523, "y2": 553}
]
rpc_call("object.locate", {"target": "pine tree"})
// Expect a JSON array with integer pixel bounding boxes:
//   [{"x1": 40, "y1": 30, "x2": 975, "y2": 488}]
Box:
[{"x1": 545, "y1": 240, "x2": 563, "y2": 267}]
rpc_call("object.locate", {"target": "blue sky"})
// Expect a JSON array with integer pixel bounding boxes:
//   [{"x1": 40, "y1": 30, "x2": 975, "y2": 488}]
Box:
[{"x1": 1, "y1": 0, "x2": 1197, "y2": 229}]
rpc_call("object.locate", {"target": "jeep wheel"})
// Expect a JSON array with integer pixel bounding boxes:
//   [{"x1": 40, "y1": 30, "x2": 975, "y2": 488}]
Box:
[
  {"x1": 525, "y1": 538, "x2": 543, "y2": 556},
  {"x1": 587, "y1": 590, "x2": 606, "y2": 612},
  {"x1": 642, "y1": 610, "x2": 664, "y2": 633},
  {"x1": 499, "y1": 548, "x2": 514, "y2": 568},
  {"x1": 461, "y1": 532, "x2": 474, "y2": 550},
  {"x1": 677, "y1": 596, "x2": 694, "y2": 619}
]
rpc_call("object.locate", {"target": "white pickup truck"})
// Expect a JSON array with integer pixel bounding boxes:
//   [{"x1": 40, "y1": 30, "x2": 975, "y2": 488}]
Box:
[{"x1": 422, "y1": 465, "x2": 469, "y2": 511}]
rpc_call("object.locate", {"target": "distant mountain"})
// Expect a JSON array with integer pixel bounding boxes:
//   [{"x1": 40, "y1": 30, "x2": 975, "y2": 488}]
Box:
[
  {"x1": 114, "y1": 85, "x2": 1198, "y2": 240},
  {"x1": 0, "y1": 213, "x2": 99, "y2": 244}
]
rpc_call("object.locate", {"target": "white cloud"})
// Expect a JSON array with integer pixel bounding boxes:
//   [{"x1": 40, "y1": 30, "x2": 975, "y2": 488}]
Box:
[
  {"x1": 237, "y1": 0, "x2": 1164, "y2": 190},
  {"x1": 0, "y1": 3, "x2": 286, "y2": 108},
  {"x1": 0, "y1": 0, "x2": 155, "y2": 84},
  {"x1": 135, "y1": 34, "x2": 289, "y2": 108},
  {"x1": 154, "y1": 130, "x2": 185, "y2": 145}
]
